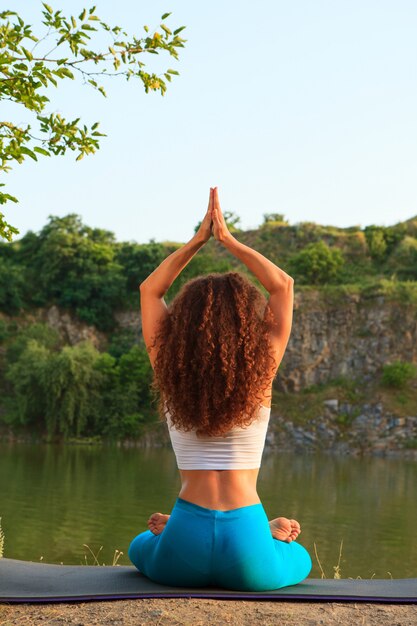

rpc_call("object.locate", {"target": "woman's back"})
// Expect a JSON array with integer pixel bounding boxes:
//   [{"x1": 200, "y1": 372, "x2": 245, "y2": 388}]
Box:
[
  {"x1": 167, "y1": 402, "x2": 272, "y2": 510},
  {"x1": 140, "y1": 187, "x2": 294, "y2": 510}
]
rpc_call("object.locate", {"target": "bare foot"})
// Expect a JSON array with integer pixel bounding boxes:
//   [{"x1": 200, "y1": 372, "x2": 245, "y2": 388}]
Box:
[
  {"x1": 269, "y1": 517, "x2": 301, "y2": 543},
  {"x1": 148, "y1": 512, "x2": 170, "y2": 535}
]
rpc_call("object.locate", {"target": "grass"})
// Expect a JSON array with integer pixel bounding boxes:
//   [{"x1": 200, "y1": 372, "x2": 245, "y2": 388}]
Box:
[
  {"x1": 403, "y1": 437, "x2": 417, "y2": 450},
  {"x1": 81, "y1": 543, "x2": 124, "y2": 566},
  {"x1": 375, "y1": 383, "x2": 417, "y2": 417},
  {"x1": 271, "y1": 376, "x2": 367, "y2": 426},
  {"x1": 271, "y1": 375, "x2": 417, "y2": 428},
  {"x1": 0, "y1": 517, "x2": 4, "y2": 558},
  {"x1": 314, "y1": 539, "x2": 344, "y2": 579},
  {"x1": 313, "y1": 539, "x2": 394, "y2": 580}
]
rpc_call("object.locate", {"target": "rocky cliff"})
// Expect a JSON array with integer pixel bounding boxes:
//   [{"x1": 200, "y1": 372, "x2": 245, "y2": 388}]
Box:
[
  {"x1": 280, "y1": 289, "x2": 417, "y2": 392},
  {"x1": 4, "y1": 288, "x2": 416, "y2": 392}
]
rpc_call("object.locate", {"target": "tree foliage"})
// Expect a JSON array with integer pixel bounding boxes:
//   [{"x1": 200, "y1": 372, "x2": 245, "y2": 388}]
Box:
[
  {"x1": 386, "y1": 236, "x2": 417, "y2": 281},
  {"x1": 364, "y1": 224, "x2": 406, "y2": 262},
  {"x1": 0, "y1": 4, "x2": 186, "y2": 240},
  {"x1": 114, "y1": 240, "x2": 168, "y2": 292},
  {"x1": 16, "y1": 213, "x2": 127, "y2": 330},
  {"x1": 262, "y1": 213, "x2": 288, "y2": 225},
  {"x1": 4, "y1": 326, "x2": 154, "y2": 440},
  {"x1": 288, "y1": 240, "x2": 344, "y2": 285}
]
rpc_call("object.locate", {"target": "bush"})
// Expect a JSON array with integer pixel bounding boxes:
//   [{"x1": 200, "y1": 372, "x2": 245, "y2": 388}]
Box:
[
  {"x1": 288, "y1": 240, "x2": 344, "y2": 285},
  {"x1": 386, "y1": 236, "x2": 417, "y2": 281},
  {"x1": 381, "y1": 361, "x2": 417, "y2": 389},
  {"x1": 262, "y1": 213, "x2": 289, "y2": 226}
]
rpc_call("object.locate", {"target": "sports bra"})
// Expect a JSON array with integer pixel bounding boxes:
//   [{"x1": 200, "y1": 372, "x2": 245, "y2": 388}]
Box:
[{"x1": 165, "y1": 404, "x2": 271, "y2": 470}]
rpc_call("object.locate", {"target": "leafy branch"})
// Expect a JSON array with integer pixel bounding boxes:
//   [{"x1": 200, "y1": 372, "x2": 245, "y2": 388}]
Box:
[{"x1": 0, "y1": 4, "x2": 186, "y2": 241}]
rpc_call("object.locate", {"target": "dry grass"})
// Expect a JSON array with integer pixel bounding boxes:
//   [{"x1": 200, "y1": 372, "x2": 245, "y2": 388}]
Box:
[
  {"x1": 0, "y1": 517, "x2": 4, "y2": 559},
  {"x1": 313, "y1": 539, "x2": 394, "y2": 580}
]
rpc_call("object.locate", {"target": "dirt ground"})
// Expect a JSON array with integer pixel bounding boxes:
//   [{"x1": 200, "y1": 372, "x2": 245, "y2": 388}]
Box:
[{"x1": 1, "y1": 598, "x2": 417, "y2": 626}]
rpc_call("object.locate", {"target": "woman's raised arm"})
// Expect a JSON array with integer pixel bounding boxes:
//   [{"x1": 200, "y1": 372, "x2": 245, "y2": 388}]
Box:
[
  {"x1": 140, "y1": 189, "x2": 214, "y2": 367},
  {"x1": 212, "y1": 187, "x2": 294, "y2": 371}
]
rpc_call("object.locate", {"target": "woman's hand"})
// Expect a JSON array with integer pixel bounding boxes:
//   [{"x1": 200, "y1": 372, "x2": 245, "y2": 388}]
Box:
[
  {"x1": 212, "y1": 187, "x2": 233, "y2": 243},
  {"x1": 194, "y1": 188, "x2": 214, "y2": 244}
]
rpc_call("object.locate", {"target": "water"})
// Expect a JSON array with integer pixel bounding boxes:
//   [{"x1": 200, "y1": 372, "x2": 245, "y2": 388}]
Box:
[{"x1": 1, "y1": 442, "x2": 416, "y2": 579}]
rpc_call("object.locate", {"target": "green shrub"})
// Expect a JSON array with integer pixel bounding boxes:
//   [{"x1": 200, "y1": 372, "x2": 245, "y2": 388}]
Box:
[
  {"x1": 381, "y1": 361, "x2": 417, "y2": 389},
  {"x1": 288, "y1": 240, "x2": 344, "y2": 285}
]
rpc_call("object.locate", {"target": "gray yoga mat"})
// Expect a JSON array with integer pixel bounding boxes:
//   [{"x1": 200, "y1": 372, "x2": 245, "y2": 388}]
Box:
[{"x1": 0, "y1": 558, "x2": 416, "y2": 604}]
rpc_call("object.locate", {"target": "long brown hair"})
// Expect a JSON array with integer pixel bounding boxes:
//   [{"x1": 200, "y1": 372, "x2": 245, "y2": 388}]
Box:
[{"x1": 151, "y1": 272, "x2": 277, "y2": 436}]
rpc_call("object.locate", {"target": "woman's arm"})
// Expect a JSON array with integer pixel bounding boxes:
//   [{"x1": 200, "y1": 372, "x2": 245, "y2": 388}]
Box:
[
  {"x1": 140, "y1": 189, "x2": 214, "y2": 367},
  {"x1": 212, "y1": 187, "x2": 294, "y2": 371}
]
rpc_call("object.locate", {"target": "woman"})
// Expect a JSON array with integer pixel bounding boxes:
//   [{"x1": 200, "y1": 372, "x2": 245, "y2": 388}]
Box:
[{"x1": 128, "y1": 188, "x2": 312, "y2": 591}]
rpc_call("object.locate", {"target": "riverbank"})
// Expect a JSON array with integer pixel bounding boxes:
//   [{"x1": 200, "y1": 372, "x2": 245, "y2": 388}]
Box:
[
  {"x1": 2, "y1": 395, "x2": 417, "y2": 461},
  {"x1": 268, "y1": 397, "x2": 417, "y2": 460},
  {"x1": 1, "y1": 597, "x2": 416, "y2": 625}
]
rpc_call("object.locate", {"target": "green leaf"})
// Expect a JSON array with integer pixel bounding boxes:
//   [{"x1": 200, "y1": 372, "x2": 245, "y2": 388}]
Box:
[
  {"x1": 76, "y1": 152, "x2": 84, "y2": 161},
  {"x1": 61, "y1": 67, "x2": 75, "y2": 79},
  {"x1": 21, "y1": 47, "x2": 33, "y2": 61},
  {"x1": 161, "y1": 24, "x2": 172, "y2": 36},
  {"x1": 34, "y1": 147, "x2": 51, "y2": 157},
  {"x1": 173, "y1": 26, "x2": 186, "y2": 35},
  {"x1": 79, "y1": 9, "x2": 87, "y2": 20},
  {"x1": 167, "y1": 69, "x2": 179, "y2": 75},
  {"x1": 20, "y1": 147, "x2": 38, "y2": 161},
  {"x1": 42, "y1": 3, "x2": 53, "y2": 14},
  {"x1": 161, "y1": 12, "x2": 172, "y2": 19},
  {"x1": 71, "y1": 16, "x2": 76, "y2": 28},
  {"x1": 143, "y1": 25, "x2": 149, "y2": 32}
]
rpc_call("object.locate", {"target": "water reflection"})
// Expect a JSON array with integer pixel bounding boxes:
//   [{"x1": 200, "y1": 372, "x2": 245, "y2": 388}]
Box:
[{"x1": 0, "y1": 443, "x2": 416, "y2": 578}]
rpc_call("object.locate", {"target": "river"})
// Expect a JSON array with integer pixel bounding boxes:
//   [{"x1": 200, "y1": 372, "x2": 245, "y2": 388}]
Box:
[{"x1": 0, "y1": 442, "x2": 416, "y2": 579}]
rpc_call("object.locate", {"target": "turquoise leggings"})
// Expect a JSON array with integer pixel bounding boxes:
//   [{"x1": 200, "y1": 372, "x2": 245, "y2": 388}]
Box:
[{"x1": 128, "y1": 498, "x2": 312, "y2": 591}]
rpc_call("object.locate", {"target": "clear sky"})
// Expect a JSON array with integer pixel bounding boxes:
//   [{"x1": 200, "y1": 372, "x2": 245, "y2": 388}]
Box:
[{"x1": 5, "y1": 0, "x2": 417, "y2": 244}]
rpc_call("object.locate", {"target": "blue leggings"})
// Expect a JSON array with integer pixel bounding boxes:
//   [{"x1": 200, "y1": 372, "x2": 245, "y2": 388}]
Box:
[{"x1": 128, "y1": 498, "x2": 312, "y2": 591}]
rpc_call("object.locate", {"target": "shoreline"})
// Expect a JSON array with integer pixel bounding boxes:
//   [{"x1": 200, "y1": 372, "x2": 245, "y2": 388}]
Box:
[{"x1": 2, "y1": 397, "x2": 417, "y2": 461}]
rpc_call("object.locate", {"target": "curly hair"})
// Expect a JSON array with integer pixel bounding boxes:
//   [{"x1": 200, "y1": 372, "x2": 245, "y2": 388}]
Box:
[{"x1": 150, "y1": 272, "x2": 278, "y2": 437}]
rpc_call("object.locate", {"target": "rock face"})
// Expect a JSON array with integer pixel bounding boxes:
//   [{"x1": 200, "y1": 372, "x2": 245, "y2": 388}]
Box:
[
  {"x1": 14, "y1": 291, "x2": 415, "y2": 393},
  {"x1": 42, "y1": 305, "x2": 108, "y2": 349},
  {"x1": 278, "y1": 290, "x2": 417, "y2": 392}
]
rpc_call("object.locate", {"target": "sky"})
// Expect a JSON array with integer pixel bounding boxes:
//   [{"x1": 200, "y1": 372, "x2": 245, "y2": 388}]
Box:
[{"x1": 4, "y1": 0, "x2": 417, "y2": 244}]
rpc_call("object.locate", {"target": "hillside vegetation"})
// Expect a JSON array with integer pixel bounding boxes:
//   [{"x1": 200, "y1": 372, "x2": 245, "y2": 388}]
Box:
[{"x1": 1, "y1": 212, "x2": 416, "y2": 442}]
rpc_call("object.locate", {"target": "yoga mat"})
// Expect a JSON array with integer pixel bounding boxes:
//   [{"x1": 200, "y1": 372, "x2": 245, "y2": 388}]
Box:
[{"x1": 0, "y1": 558, "x2": 416, "y2": 604}]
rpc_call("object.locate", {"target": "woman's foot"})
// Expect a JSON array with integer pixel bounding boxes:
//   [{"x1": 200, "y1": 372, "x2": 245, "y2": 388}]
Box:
[
  {"x1": 269, "y1": 517, "x2": 301, "y2": 543},
  {"x1": 148, "y1": 512, "x2": 170, "y2": 535}
]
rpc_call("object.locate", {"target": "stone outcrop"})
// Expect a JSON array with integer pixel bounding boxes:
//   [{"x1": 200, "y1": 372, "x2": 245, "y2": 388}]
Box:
[
  {"x1": 266, "y1": 399, "x2": 417, "y2": 460},
  {"x1": 279, "y1": 290, "x2": 417, "y2": 392},
  {"x1": 42, "y1": 305, "x2": 108, "y2": 350},
  {"x1": 3, "y1": 291, "x2": 416, "y2": 392}
]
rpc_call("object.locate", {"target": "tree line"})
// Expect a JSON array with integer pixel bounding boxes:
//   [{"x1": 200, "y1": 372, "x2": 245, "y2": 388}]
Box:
[{"x1": 1, "y1": 211, "x2": 416, "y2": 442}]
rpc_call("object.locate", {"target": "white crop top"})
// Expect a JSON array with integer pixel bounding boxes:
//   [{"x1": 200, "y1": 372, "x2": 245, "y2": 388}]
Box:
[{"x1": 165, "y1": 404, "x2": 271, "y2": 470}]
